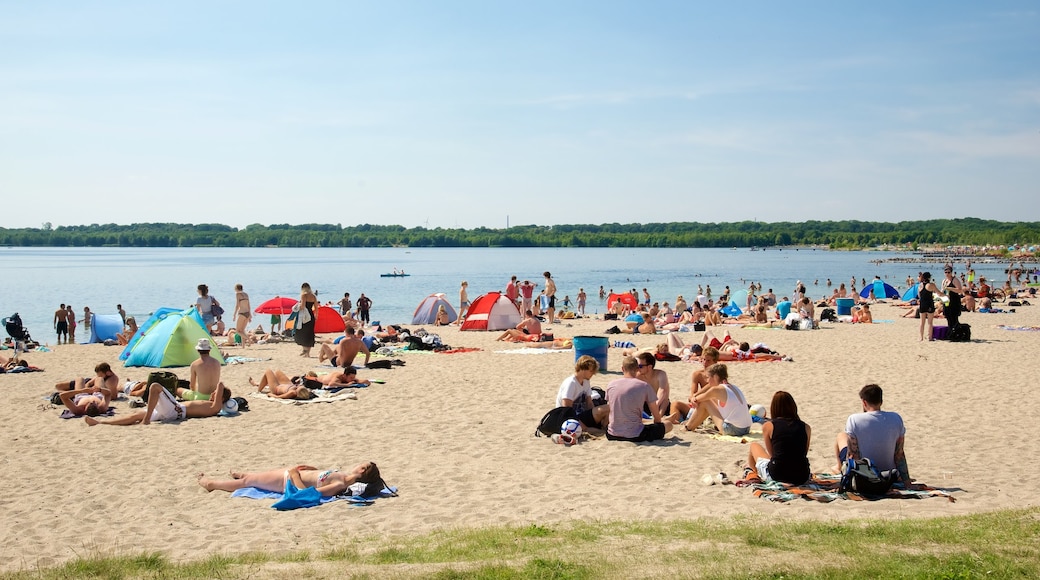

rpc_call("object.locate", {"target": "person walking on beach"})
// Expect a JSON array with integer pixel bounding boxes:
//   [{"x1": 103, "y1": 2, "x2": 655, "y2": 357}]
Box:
[
  {"x1": 356, "y1": 293, "x2": 373, "y2": 324},
  {"x1": 458, "y1": 281, "x2": 470, "y2": 322},
  {"x1": 233, "y1": 284, "x2": 251, "y2": 337},
  {"x1": 53, "y1": 303, "x2": 69, "y2": 344},
  {"x1": 543, "y1": 271, "x2": 558, "y2": 324}
]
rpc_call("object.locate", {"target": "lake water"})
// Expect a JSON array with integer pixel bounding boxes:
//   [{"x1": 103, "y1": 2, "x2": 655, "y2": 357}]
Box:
[{"x1": 0, "y1": 246, "x2": 1007, "y2": 342}]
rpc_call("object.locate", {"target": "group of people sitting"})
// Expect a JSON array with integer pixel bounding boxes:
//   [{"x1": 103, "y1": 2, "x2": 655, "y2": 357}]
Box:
[{"x1": 551, "y1": 351, "x2": 913, "y2": 490}]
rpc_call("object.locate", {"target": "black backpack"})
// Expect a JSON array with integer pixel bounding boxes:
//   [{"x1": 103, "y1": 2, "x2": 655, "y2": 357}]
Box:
[
  {"x1": 947, "y1": 323, "x2": 971, "y2": 342},
  {"x1": 535, "y1": 407, "x2": 577, "y2": 436},
  {"x1": 839, "y1": 458, "x2": 897, "y2": 496}
]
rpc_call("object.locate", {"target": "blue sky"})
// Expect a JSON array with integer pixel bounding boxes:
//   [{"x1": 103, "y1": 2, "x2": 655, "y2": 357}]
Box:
[{"x1": 2, "y1": 1, "x2": 1038, "y2": 230}]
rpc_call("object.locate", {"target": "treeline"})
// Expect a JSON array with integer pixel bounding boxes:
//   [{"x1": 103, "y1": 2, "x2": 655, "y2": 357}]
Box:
[{"x1": 1, "y1": 218, "x2": 1038, "y2": 250}]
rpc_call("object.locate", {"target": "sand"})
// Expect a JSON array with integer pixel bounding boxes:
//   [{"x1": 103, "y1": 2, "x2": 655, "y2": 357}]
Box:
[{"x1": 2, "y1": 302, "x2": 1038, "y2": 571}]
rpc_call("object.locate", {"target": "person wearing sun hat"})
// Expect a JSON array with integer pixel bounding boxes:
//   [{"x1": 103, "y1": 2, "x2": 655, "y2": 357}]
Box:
[{"x1": 183, "y1": 338, "x2": 223, "y2": 400}]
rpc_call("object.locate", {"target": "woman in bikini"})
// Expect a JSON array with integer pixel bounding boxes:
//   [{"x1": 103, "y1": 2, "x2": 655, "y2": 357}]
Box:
[{"x1": 198, "y1": 461, "x2": 383, "y2": 497}]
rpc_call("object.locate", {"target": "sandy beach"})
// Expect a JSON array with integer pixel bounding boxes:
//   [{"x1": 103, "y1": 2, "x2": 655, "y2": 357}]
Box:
[{"x1": 2, "y1": 301, "x2": 1038, "y2": 572}]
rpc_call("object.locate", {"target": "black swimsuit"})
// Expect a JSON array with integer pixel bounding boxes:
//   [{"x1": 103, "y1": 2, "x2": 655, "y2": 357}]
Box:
[{"x1": 919, "y1": 283, "x2": 935, "y2": 314}]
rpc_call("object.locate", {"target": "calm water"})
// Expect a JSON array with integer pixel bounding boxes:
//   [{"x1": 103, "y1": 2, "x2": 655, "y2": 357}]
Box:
[{"x1": 0, "y1": 246, "x2": 1007, "y2": 342}]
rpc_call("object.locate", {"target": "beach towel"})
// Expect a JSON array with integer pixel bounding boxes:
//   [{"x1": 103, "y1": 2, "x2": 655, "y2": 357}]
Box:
[
  {"x1": 1, "y1": 365, "x2": 45, "y2": 374},
  {"x1": 736, "y1": 472, "x2": 955, "y2": 503},
  {"x1": 224, "y1": 356, "x2": 272, "y2": 365},
  {"x1": 494, "y1": 348, "x2": 574, "y2": 354},
  {"x1": 251, "y1": 391, "x2": 358, "y2": 405},
  {"x1": 436, "y1": 347, "x2": 482, "y2": 354},
  {"x1": 232, "y1": 482, "x2": 398, "y2": 510}
]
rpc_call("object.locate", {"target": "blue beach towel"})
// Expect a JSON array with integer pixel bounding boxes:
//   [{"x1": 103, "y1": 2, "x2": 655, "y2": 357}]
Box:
[{"x1": 231, "y1": 483, "x2": 398, "y2": 510}]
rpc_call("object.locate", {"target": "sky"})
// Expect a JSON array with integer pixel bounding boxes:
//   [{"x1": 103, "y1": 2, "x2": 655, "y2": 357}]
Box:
[{"x1": 2, "y1": 1, "x2": 1038, "y2": 230}]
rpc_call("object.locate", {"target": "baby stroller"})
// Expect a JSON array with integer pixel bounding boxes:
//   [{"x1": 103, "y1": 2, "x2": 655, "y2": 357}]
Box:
[{"x1": 3, "y1": 313, "x2": 35, "y2": 353}]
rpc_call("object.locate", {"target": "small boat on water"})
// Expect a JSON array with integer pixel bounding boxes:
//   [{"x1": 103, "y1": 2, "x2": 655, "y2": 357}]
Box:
[{"x1": 380, "y1": 273, "x2": 410, "y2": 277}]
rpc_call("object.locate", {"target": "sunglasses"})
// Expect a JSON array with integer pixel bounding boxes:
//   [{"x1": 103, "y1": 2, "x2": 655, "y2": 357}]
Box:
[{"x1": 637, "y1": 364, "x2": 649, "y2": 368}]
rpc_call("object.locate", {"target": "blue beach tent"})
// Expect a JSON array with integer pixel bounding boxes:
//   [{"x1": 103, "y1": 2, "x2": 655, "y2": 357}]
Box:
[
  {"x1": 122, "y1": 307, "x2": 224, "y2": 368},
  {"x1": 119, "y1": 307, "x2": 181, "y2": 360},
  {"x1": 721, "y1": 302, "x2": 742, "y2": 317},
  {"x1": 84, "y1": 314, "x2": 124, "y2": 344},
  {"x1": 860, "y1": 280, "x2": 900, "y2": 300},
  {"x1": 901, "y1": 285, "x2": 919, "y2": 301}
]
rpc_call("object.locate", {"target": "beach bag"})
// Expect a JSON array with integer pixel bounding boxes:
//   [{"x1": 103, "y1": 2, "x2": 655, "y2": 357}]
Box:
[
  {"x1": 211, "y1": 299, "x2": 224, "y2": 318},
  {"x1": 591, "y1": 387, "x2": 607, "y2": 406},
  {"x1": 820, "y1": 308, "x2": 837, "y2": 322},
  {"x1": 839, "y1": 458, "x2": 896, "y2": 496},
  {"x1": 947, "y1": 323, "x2": 971, "y2": 342},
  {"x1": 536, "y1": 406, "x2": 577, "y2": 436},
  {"x1": 147, "y1": 371, "x2": 180, "y2": 393},
  {"x1": 367, "y1": 359, "x2": 393, "y2": 369},
  {"x1": 693, "y1": 321, "x2": 706, "y2": 331}
]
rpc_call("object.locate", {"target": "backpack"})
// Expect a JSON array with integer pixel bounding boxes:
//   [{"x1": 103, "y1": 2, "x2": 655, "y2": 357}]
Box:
[
  {"x1": 820, "y1": 308, "x2": 837, "y2": 322},
  {"x1": 535, "y1": 406, "x2": 577, "y2": 436},
  {"x1": 146, "y1": 371, "x2": 180, "y2": 394},
  {"x1": 839, "y1": 458, "x2": 897, "y2": 496},
  {"x1": 947, "y1": 323, "x2": 971, "y2": 342}
]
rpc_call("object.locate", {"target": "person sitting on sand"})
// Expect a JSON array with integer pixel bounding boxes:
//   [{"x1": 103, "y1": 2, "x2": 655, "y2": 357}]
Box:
[
  {"x1": 665, "y1": 346, "x2": 721, "y2": 423},
  {"x1": 223, "y1": 327, "x2": 253, "y2": 347},
  {"x1": 834, "y1": 384, "x2": 910, "y2": 486},
  {"x1": 54, "y1": 362, "x2": 120, "y2": 399},
  {"x1": 178, "y1": 339, "x2": 223, "y2": 400},
  {"x1": 745, "y1": 391, "x2": 811, "y2": 485},
  {"x1": 85, "y1": 382, "x2": 230, "y2": 426},
  {"x1": 605, "y1": 356, "x2": 674, "y2": 443},
  {"x1": 621, "y1": 313, "x2": 656, "y2": 334},
  {"x1": 851, "y1": 303, "x2": 873, "y2": 323},
  {"x1": 497, "y1": 310, "x2": 550, "y2": 342},
  {"x1": 317, "y1": 327, "x2": 371, "y2": 368},
  {"x1": 434, "y1": 305, "x2": 451, "y2": 326},
  {"x1": 635, "y1": 351, "x2": 671, "y2": 416},
  {"x1": 556, "y1": 355, "x2": 609, "y2": 432},
  {"x1": 199, "y1": 461, "x2": 384, "y2": 497},
  {"x1": 115, "y1": 317, "x2": 139, "y2": 345},
  {"x1": 58, "y1": 385, "x2": 111, "y2": 417},
  {"x1": 680, "y1": 363, "x2": 753, "y2": 436}
]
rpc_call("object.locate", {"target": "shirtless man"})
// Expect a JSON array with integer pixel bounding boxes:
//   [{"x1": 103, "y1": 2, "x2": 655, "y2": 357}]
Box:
[
  {"x1": 85, "y1": 382, "x2": 230, "y2": 426},
  {"x1": 666, "y1": 346, "x2": 721, "y2": 423},
  {"x1": 54, "y1": 362, "x2": 120, "y2": 399},
  {"x1": 333, "y1": 327, "x2": 370, "y2": 368},
  {"x1": 635, "y1": 351, "x2": 670, "y2": 416},
  {"x1": 543, "y1": 271, "x2": 557, "y2": 324},
  {"x1": 180, "y1": 338, "x2": 225, "y2": 400},
  {"x1": 54, "y1": 303, "x2": 69, "y2": 344}
]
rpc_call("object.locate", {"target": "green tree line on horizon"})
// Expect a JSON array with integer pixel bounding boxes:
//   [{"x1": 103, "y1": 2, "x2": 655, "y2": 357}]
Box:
[{"x1": 1, "y1": 218, "x2": 1038, "y2": 251}]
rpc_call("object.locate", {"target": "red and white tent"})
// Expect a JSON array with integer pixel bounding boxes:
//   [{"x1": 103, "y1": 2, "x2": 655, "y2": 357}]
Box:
[{"x1": 459, "y1": 291, "x2": 521, "y2": 331}]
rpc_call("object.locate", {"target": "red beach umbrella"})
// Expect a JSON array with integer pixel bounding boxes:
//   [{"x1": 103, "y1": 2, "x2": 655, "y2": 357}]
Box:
[{"x1": 254, "y1": 296, "x2": 299, "y2": 315}]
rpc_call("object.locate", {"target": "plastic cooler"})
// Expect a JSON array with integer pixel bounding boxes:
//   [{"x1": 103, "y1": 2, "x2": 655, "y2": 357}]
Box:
[
  {"x1": 835, "y1": 298, "x2": 855, "y2": 316},
  {"x1": 573, "y1": 336, "x2": 608, "y2": 371}
]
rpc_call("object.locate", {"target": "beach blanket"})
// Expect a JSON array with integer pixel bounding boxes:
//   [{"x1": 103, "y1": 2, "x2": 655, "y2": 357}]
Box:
[
  {"x1": 232, "y1": 483, "x2": 398, "y2": 509},
  {"x1": 708, "y1": 431, "x2": 763, "y2": 444},
  {"x1": 736, "y1": 472, "x2": 956, "y2": 503},
  {"x1": 437, "y1": 347, "x2": 482, "y2": 354},
  {"x1": 997, "y1": 325, "x2": 1040, "y2": 331},
  {"x1": 495, "y1": 348, "x2": 573, "y2": 354},
  {"x1": 224, "y1": 356, "x2": 272, "y2": 365},
  {"x1": 251, "y1": 390, "x2": 358, "y2": 405}
]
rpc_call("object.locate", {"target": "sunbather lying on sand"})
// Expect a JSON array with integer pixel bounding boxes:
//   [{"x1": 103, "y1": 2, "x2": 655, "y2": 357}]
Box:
[{"x1": 199, "y1": 461, "x2": 383, "y2": 497}]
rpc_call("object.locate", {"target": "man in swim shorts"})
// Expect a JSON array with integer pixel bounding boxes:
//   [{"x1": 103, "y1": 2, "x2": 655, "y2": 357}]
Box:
[
  {"x1": 54, "y1": 303, "x2": 69, "y2": 345},
  {"x1": 189, "y1": 338, "x2": 223, "y2": 397},
  {"x1": 85, "y1": 382, "x2": 231, "y2": 426}
]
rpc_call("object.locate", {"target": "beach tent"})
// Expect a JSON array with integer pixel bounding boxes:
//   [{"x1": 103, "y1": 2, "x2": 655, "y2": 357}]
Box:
[
  {"x1": 901, "y1": 284, "x2": 919, "y2": 301},
  {"x1": 460, "y1": 291, "x2": 520, "y2": 331},
  {"x1": 721, "y1": 303, "x2": 742, "y2": 317},
  {"x1": 860, "y1": 280, "x2": 900, "y2": 300},
  {"x1": 412, "y1": 293, "x2": 457, "y2": 325},
  {"x1": 119, "y1": 307, "x2": 181, "y2": 360},
  {"x1": 122, "y1": 307, "x2": 224, "y2": 368},
  {"x1": 83, "y1": 314, "x2": 124, "y2": 344},
  {"x1": 606, "y1": 292, "x2": 638, "y2": 311},
  {"x1": 313, "y1": 305, "x2": 346, "y2": 334}
]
